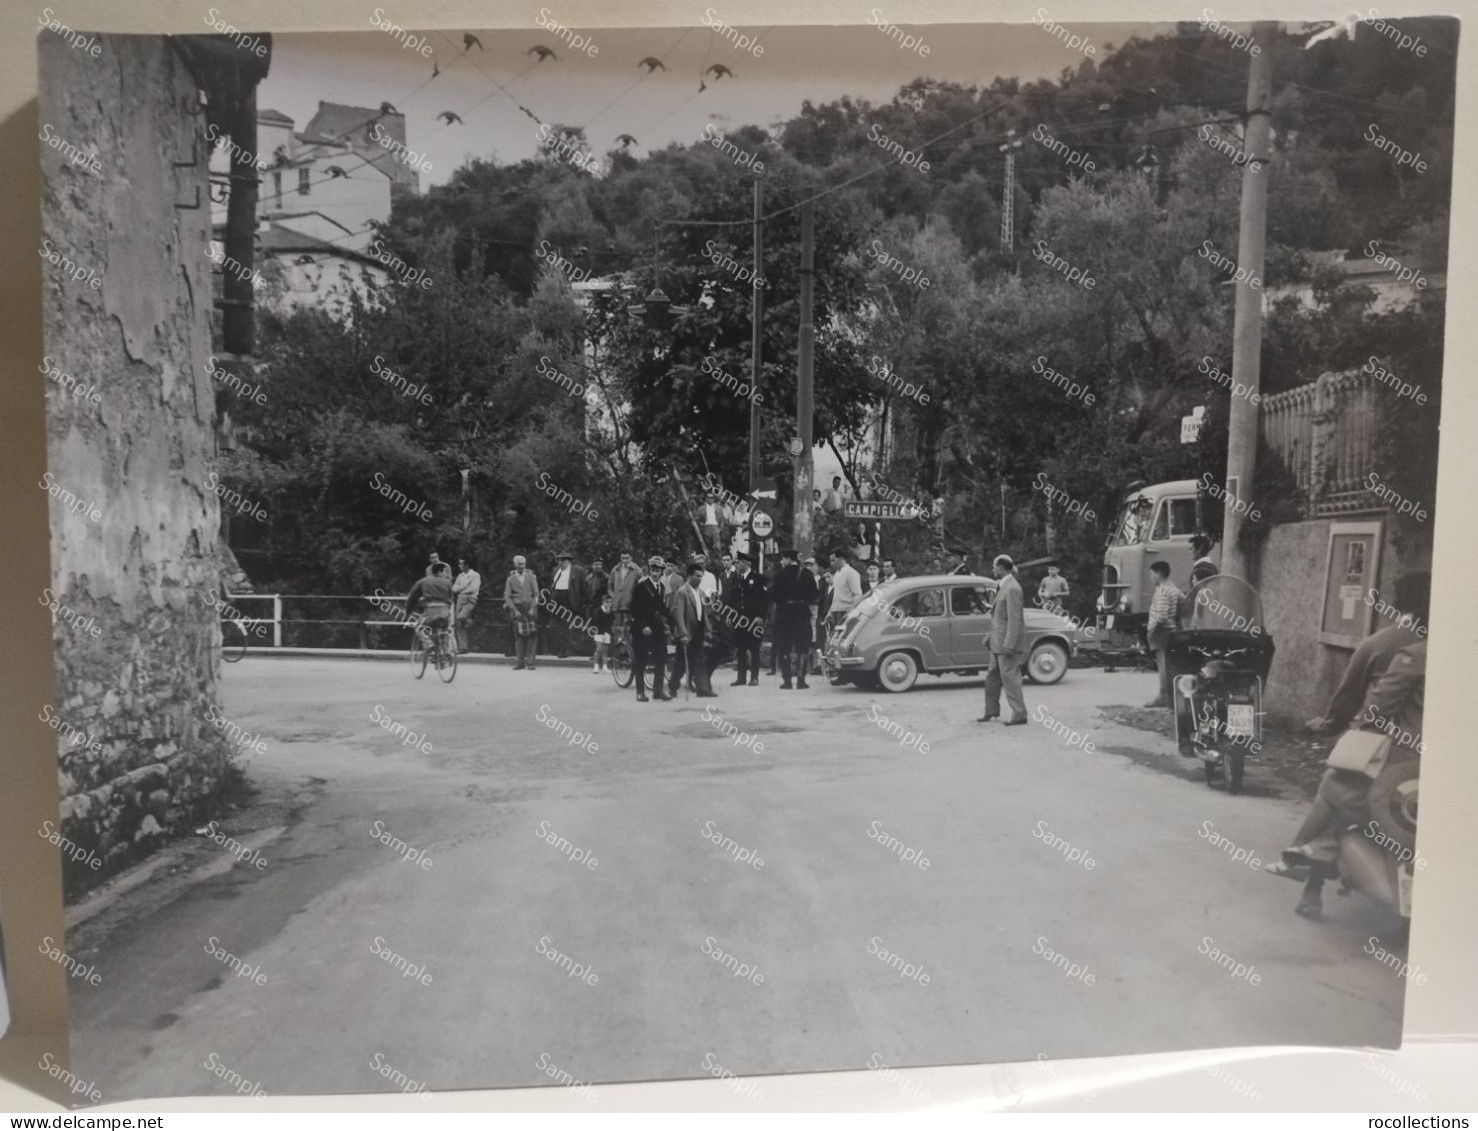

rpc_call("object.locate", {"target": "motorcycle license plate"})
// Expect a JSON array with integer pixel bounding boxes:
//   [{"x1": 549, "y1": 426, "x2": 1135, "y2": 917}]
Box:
[
  {"x1": 1226, "y1": 704, "x2": 1255, "y2": 737},
  {"x1": 1398, "y1": 866, "x2": 1414, "y2": 917}
]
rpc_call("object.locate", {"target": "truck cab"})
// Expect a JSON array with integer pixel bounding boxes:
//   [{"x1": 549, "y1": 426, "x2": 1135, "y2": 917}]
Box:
[{"x1": 1098, "y1": 479, "x2": 1215, "y2": 639}]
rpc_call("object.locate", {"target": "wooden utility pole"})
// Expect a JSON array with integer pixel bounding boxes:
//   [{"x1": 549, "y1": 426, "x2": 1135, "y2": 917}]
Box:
[
  {"x1": 1220, "y1": 22, "x2": 1276, "y2": 579},
  {"x1": 221, "y1": 88, "x2": 259, "y2": 355},
  {"x1": 749, "y1": 176, "x2": 763, "y2": 494},
  {"x1": 794, "y1": 199, "x2": 816, "y2": 557}
]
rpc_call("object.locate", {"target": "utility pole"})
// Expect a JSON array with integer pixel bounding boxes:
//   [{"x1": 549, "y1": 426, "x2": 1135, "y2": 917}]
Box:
[
  {"x1": 998, "y1": 130, "x2": 1023, "y2": 252},
  {"x1": 1220, "y1": 22, "x2": 1275, "y2": 580},
  {"x1": 749, "y1": 176, "x2": 763, "y2": 494},
  {"x1": 794, "y1": 199, "x2": 816, "y2": 558}
]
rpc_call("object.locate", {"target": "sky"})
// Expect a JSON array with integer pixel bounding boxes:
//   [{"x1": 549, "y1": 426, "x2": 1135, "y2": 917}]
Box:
[{"x1": 259, "y1": 19, "x2": 1170, "y2": 190}]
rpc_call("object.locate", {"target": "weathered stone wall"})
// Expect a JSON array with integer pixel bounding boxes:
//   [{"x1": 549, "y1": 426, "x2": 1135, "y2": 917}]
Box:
[{"x1": 39, "y1": 35, "x2": 236, "y2": 896}]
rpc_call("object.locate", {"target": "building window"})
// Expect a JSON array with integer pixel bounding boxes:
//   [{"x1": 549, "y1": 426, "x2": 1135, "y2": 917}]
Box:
[
  {"x1": 272, "y1": 171, "x2": 282, "y2": 207},
  {"x1": 298, "y1": 167, "x2": 310, "y2": 196}
]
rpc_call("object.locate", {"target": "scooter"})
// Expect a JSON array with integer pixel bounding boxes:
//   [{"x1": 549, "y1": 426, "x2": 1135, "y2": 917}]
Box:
[{"x1": 1166, "y1": 575, "x2": 1275, "y2": 795}]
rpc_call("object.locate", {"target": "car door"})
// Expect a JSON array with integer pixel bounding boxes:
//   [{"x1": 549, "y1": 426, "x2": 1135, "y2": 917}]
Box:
[
  {"x1": 948, "y1": 583, "x2": 993, "y2": 668},
  {"x1": 886, "y1": 585, "x2": 948, "y2": 669},
  {"x1": 1146, "y1": 494, "x2": 1200, "y2": 590}
]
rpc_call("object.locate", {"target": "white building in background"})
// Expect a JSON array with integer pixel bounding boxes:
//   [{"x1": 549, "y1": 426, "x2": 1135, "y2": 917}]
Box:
[{"x1": 208, "y1": 102, "x2": 421, "y2": 317}]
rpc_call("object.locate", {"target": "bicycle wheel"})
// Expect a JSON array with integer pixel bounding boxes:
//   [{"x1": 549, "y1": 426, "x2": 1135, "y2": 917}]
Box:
[
  {"x1": 410, "y1": 630, "x2": 428, "y2": 679},
  {"x1": 611, "y1": 640, "x2": 634, "y2": 688},
  {"x1": 437, "y1": 631, "x2": 458, "y2": 683},
  {"x1": 221, "y1": 618, "x2": 248, "y2": 663}
]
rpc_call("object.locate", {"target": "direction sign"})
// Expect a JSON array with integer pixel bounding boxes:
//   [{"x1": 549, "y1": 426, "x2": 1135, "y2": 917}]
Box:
[
  {"x1": 749, "y1": 510, "x2": 774, "y2": 537},
  {"x1": 845, "y1": 500, "x2": 922, "y2": 521}
]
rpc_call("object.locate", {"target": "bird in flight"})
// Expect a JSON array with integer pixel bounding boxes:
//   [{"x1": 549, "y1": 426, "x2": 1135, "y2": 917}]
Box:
[
  {"x1": 705, "y1": 64, "x2": 734, "y2": 80},
  {"x1": 615, "y1": 134, "x2": 639, "y2": 148},
  {"x1": 637, "y1": 56, "x2": 667, "y2": 72},
  {"x1": 463, "y1": 33, "x2": 484, "y2": 51},
  {"x1": 379, "y1": 101, "x2": 399, "y2": 116},
  {"x1": 294, "y1": 254, "x2": 315, "y2": 265},
  {"x1": 438, "y1": 111, "x2": 464, "y2": 125},
  {"x1": 325, "y1": 165, "x2": 348, "y2": 178},
  {"x1": 527, "y1": 45, "x2": 558, "y2": 62},
  {"x1": 431, "y1": 59, "x2": 440, "y2": 77}
]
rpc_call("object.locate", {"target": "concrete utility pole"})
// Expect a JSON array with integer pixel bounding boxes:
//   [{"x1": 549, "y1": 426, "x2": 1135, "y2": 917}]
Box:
[
  {"x1": 1220, "y1": 21, "x2": 1276, "y2": 579},
  {"x1": 794, "y1": 199, "x2": 816, "y2": 558},
  {"x1": 749, "y1": 176, "x2": 763, "y2": 494}
]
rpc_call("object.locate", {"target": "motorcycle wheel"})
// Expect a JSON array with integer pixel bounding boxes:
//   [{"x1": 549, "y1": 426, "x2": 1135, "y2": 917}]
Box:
[
  {"x1": 1227, "y1": 751, "x2": 1245, "y2": 794},
  {"x1": 1367, "y1": 760, "x2": 1419, "y2": 854}
]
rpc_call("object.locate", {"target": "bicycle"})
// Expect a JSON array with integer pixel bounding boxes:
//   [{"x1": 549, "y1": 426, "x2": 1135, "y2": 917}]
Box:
[
  {"x1": 609, "y1": 620, "x2": 638, "y2": 690},
  {"x1": 220, "y1": 615, "x2": 250, "y2": 663},
  {"x1": 409, "y1": 614, "x2": 458, "y2": 683}
]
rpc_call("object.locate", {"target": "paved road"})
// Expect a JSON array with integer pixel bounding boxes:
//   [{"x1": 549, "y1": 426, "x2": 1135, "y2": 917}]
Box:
[{"x1": 70, "y1": 657, "x2": 1405, "y2": 1103}]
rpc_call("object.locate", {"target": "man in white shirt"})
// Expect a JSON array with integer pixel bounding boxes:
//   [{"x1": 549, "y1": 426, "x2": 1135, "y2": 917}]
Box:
[
  {"x1": 452, "y1": 557, "x2": 481, "y2": 652},
  {"x1": 826, "y1": 547, "x2": 863, "y2": 635},
  {"x1": 550, "y1": 551, "x2": 586, "y2": 658},
  {"x1": 700, "y1": 493, "x2": 727, "y2": 555}
]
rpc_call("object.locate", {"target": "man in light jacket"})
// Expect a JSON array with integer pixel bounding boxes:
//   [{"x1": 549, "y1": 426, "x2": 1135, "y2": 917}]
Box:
[
  {"x1": 503, "y1": 555, "x2": 540, "y2": 670},
  {"x1": 980, "y1": 554, "x2": 1027, "y2": 725},
  {"x1": 452, "y1": 557, "x2": 481, "y2": 653}
]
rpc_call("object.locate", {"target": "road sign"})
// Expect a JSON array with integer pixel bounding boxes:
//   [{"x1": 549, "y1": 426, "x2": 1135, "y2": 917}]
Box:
[
  {"x1": 749, "y1": 510, "x2": 774, "y2": 537},
  {"x1": 845, "y1": 500, "x2": 922, "y2": 520},
  {"x1": 1180, "y1": 405, "x2": 1206, "y2": 444}
]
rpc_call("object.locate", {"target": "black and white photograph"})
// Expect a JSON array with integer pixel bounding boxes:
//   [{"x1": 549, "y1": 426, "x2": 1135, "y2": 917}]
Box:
[{"x1": 29, "y1": 5, "x2": 1456, "y2": 1108}]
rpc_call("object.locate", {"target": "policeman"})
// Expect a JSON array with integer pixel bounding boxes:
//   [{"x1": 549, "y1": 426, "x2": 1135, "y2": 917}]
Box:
[
  {"x1": 770, "y1": 547, "x2": 819, "y2": 689},
  {"x1": 629, "y1": 555, "x2": 674, "y2": 702},
  {"x1": 725, "y1": 552, "x2": 768, "y2": 685}
]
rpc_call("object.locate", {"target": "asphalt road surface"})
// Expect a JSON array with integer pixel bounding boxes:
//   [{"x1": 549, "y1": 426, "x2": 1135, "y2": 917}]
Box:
[{"x1": 69, "y1": 657, "x2": 1406, "y2": 1103}]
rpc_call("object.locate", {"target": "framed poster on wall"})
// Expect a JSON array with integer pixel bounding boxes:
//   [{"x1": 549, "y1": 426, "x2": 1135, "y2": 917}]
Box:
[{"x1": 1318, "y1": 520, "x2": 1383, "y2": 647}]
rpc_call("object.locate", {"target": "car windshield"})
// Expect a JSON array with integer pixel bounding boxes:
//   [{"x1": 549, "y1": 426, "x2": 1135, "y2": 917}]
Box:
[
  {"x1": 1187, "y1": 574, "x2": 1265, "y2": 635},
  {"x1": 1111, "y1": 496, "x2": 1153, "y2": 546}
]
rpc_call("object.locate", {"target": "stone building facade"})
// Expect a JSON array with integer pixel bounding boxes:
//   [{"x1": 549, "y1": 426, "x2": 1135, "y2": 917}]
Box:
[{"x1": 38, "y1": 35, "x2": 244, "y2": 896}]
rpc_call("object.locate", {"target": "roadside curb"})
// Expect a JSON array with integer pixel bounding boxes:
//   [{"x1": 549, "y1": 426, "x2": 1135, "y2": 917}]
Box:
[{"x1": 235, "y1": 648, "x2": 596, "y2": 668}]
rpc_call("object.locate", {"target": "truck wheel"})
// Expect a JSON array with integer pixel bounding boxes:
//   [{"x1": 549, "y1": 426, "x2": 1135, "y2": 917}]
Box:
[
  {"x1": 877, "y1": 651, "x2": 919, "y2": 693},
  {"x1": 1026, "y1": 642, "x2": 1069, "y2": 685}
]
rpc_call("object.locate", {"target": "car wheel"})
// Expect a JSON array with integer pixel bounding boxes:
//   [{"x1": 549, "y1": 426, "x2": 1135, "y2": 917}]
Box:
[
  {"x1": 876, "y1": 650, "x2": 919, "y2": 693},
  {"x1": 1026, "y1": 641, "x2": 1069, "y2": 685}
]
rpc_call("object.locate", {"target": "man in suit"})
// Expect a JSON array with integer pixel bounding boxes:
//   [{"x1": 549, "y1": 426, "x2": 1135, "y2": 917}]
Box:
[
  {"x1": 771, "y1": 548, "x2": 819, "y2": 690},
  {"x1": 548, "y1": 551, "x2": 587, "y2": 657},
  {"x1": 724, "y1": 552, "x2": 768, "y2": 686},
  {"x1": 979, "y1": 554, "x2": 1028, "y2": 725},
  {"x1": 668, "y1": 561, "x2": 718, "y2": 698},
  {"x1": 629, "y1": 555, "x2": 673, "y2": 702},
  {"x1": 503, "y1": 555, "x2": 540, "y2": 671}
]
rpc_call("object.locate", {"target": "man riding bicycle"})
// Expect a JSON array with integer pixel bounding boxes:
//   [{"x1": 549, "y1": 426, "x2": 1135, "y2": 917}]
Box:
[{"x1": 406, "y1": 562, "x2": 455, "y2": 646}]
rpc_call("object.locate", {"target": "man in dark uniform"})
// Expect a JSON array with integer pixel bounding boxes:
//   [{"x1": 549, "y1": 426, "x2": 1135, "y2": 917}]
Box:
[
  {"x1": 771, "y1": 547, "x2": 819, "y2": 690},
  {"x1": 629, "y1": 555, "x2": 673, "y2": 702},
  {"x1": 949, "y1": 548, "x2": 971, "y2": 575},
  {"x1": 725, "y1": 552, "x2": 768, "y2": 686}
]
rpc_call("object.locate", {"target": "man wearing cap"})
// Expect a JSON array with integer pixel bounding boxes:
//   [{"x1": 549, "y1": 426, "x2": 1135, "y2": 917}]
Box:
[
  {"x1": 668, "y1": 561, "x2": 719, "y2": 698},
  {"x1": 549, "y1": 551, "x2": 585, "y2": 657},
  {"x1": 724, "y1": 552, "x2": 768, "y2": 685},
  {"x1": 950, "y1": 549, "x2": 971, "y2": 576},
  {"x1": 980, "y1": 554, "x2": 1028, "y2": 725},
  {"x1": 629, "y1": 556, "x2": 674, "y2": 702},
  {"x1": 771, "y1": 547, "x2": 819, "y2": 689},
  {"x1": 503, "y1": 555, "x2": 540, "y2": 671}
]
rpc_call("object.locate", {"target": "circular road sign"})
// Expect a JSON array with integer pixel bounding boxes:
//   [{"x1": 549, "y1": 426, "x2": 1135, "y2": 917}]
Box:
[{"x1": 750, "y1": 510, "x2": 774, "y2": 538}]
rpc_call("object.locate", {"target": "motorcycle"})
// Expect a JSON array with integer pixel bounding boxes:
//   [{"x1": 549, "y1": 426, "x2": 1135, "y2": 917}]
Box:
[{"x1": 1165, "y1": 575, "x2": 1275, "y2": 795}]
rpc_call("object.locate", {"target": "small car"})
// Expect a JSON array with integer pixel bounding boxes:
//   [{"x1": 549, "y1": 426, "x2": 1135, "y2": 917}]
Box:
[{"x1": 823, "y1": 575, "x2": 1079, "y2": 693}]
